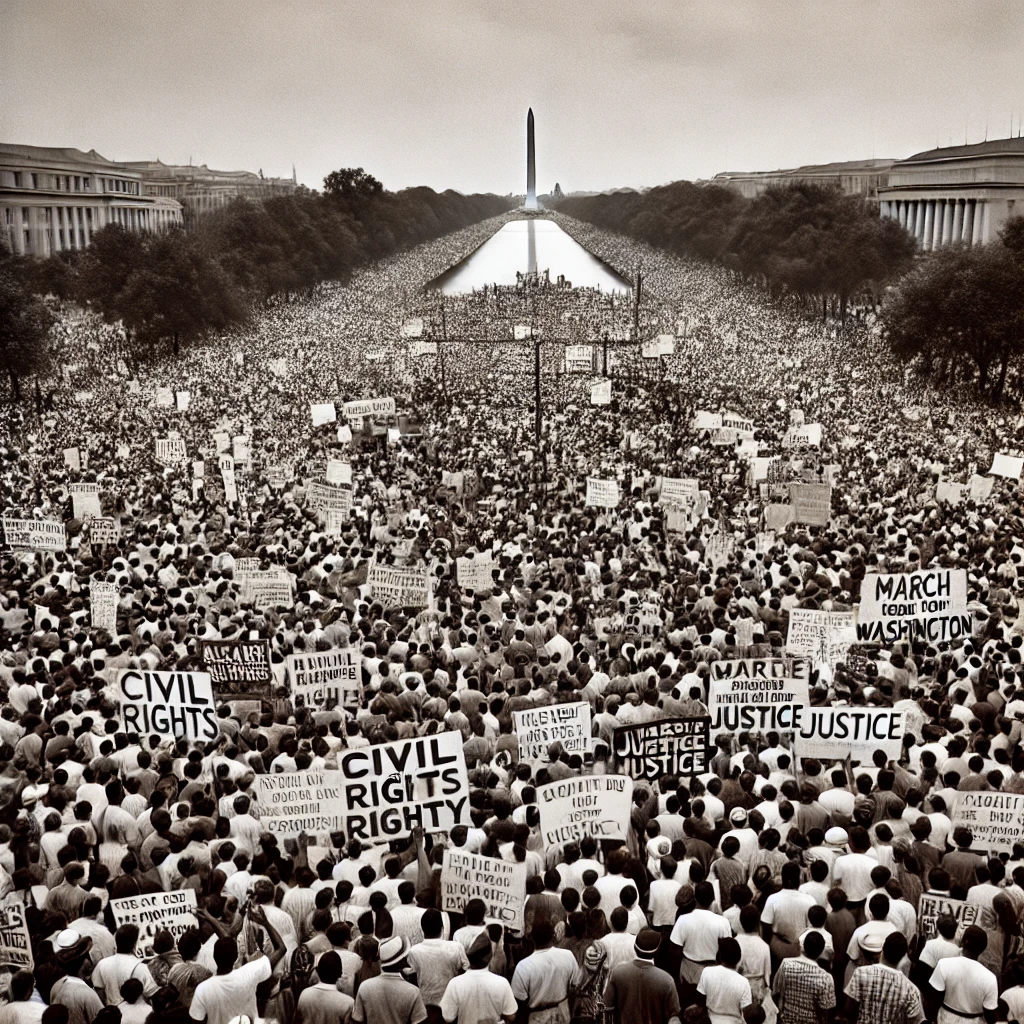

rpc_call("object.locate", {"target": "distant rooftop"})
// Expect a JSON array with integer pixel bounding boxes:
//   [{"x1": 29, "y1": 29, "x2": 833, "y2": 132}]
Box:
[
  {"x1": 0, "y1": 143, "x2": 132, "y2": 169},
  {"x1": 900, "y1": 137, "x2": 1024, "y2": 163}
]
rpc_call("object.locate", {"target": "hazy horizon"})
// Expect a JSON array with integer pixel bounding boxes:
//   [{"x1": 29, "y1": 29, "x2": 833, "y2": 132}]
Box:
[{"x1": 2, "y1": 0, "x2": 1022, "y2": 197}]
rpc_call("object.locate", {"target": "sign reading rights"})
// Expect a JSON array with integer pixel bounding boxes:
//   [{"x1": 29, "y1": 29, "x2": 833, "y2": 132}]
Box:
[
  {"x1": 856, "y1": 568, "x2": 970, "y2": 644},
  {"x1": 343, "y1": 396, "x2": 396, "y2": 419},
  {"x1": 110, "y1": 891, "x2": 197, "y2": 958},
  {"x1": 707, "y1": 659, "x2": 811, "y2": 736},
  {"x1": 536, "y1": 775, "x2": 632, "y2": 846},
  {"x1": 513, "y1": 703, "x2": 593, "y2": 760},
  {"x1": 793, "y1": 707, "x2": 906, "y2": 763},
  {"x1": 2, "y1": 517, "x2": 65, "y2": 551},
  {"x1": 951, "y1": 792, "x2": 1024, "y2": 851},
  {"x1": 441, "y1": 850, "x2": 527, "y2": 932},
  {"x1": 199, "y1": 639, "x2": 273, "y2": 698},
  {"x1": 614, "y1": 717, "x2": 711, "y2": 780},
  {"x1": 337, "y1": 733, "x2": 469, "y2": 842},
  {"x1": 254, "y1": 770, "x2": 347, "y2": 837},
  {"x1": 287, "y1": 648, "x2": 361, "y2": 706},
  {"x1": 116, "y1": 670, "x2": 219, "y2": 742}
]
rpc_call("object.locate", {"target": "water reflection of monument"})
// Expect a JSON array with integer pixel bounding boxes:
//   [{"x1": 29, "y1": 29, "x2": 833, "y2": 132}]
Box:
[{"x1": 525, "y1": 108, "x2": 537, "y2": 210}]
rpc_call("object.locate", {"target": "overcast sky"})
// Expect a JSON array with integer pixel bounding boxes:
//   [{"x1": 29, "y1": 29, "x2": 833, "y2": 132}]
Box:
[{"x1": 2, "y1": 0, "x2": 1022, "y2": 196}]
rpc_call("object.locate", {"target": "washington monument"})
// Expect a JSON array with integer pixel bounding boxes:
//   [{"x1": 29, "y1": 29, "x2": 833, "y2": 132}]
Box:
[{"x1": 525, "y1": 107, "x2": 537, "y2": 209}]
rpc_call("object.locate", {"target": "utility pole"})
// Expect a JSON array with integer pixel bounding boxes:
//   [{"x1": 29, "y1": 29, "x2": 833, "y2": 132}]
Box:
[
  {"x1": 634, "y1": 263, "x2": 642, "y2": 340},
  {"x1": 603, "y1": 331, "x2": 609, "y2": 377}
]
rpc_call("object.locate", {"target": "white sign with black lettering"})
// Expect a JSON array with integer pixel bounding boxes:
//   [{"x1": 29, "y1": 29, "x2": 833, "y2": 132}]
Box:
[
  {"x1": 536, "y1": 775, "x2": 632, "y2": 847},
  {"x1": 441, "y1": 850, "x2": 526, "y2": 932},
  {"x1": 116, "y1": 669, "x2": 218, "y2": 742},
  {"x1": 110, "y1": 891, "x2": 197, "y2": 958},
  {"x1": 254, "y1": 770, "x2": 347, "y2": 838},
  {"x1": 513, "y1": 703, "x2": 593, "y2": 760},
  {"x1": 586, "y1": 477, "x2": 620, "y2": 508},
  {"x1": 287, "y1": 649, "x2": 361, "y2": 706}
]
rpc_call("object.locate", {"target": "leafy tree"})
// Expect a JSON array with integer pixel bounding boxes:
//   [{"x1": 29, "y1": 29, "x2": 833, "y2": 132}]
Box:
[
  {"x1": 0, "y1": 252, "x2": 56, "y2": 401},
  {"x1": 323, "y1": 167, "x2": 384, "y2": 199}
]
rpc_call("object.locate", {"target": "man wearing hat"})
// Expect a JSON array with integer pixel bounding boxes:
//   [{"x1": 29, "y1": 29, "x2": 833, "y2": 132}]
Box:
[
  {"x1": 49, "y1": 931, "x2": 102, "y2": 1024},
  {"x1": 439, "y1": 932, "x2": 516, "y2": 1024},
  {"x1": 602, "y1": 928, "x2": 681, "y2": 1024},
  {"x1": 352, "y1": 935, "x2": 426, "y2": 1024},
  {"x1": 845, "y1": 931, "x2": 922, "y2": 1024}
]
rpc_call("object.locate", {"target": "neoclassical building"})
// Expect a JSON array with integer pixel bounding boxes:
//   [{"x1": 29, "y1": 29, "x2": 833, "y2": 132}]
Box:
[
  {"x1": 711, "y1": 159, "x2": 896, "y2": 201},
  {"x1": 0, "y1": 144, "x2": 183, "y2": 257},
  {"x1": 877, "y1": 138, "x2": 1024, "y2": 249}
]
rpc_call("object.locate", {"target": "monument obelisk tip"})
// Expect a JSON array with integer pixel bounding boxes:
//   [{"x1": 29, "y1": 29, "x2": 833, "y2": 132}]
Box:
[{"x1": 526, "y1": 108, "x2": 537, "y2": 210}]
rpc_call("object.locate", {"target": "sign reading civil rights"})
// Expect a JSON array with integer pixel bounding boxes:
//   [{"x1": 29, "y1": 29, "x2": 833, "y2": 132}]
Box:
[
  {"x1": 199, "y1": 639, "x2": 273, "y2": 698},
  {"x1": 707, "y1": 659, "x2": 811, "y2": 736},
  {"x1": 110, "y1": 891, "x2": 197, "y2": 959},
  {"x1": 793, "y1": 707, "x2": 906, "y2": 763},
  {"x1": 950, "y1": 791, "x2": 1024, "y2": 852},
  {"x1": 536, "y1": 775, "x2": 632, "y2": 847},
  {"x1": 116, "y1": 669, "x2": 218, "y2": 742},
  {"x1": 513, "y1": 703, "x2": 593, "y2": 761},
  {"x1": 343, "y1": 396, "x2": 396, "y2": 419},
  {"x1": 367, "y1": 561, "x2": 431, "y2": 608},
  {"x1": 2, "y1": 517, "x2": 66, "y2": 551},
  {"x1": 613, "y1": 717, "x2": 711, "y2": 781},
  {"x1": 441, "y1": 850, "x2": 527, "y2": 932},
  {"x1": 287, "y1": 648, "x2": 361, "y2": 706},
  {"x1": 254, "y1": 770, "x2": 347, "y2": 838},
  {"x1": 586, "y1": 477, "x2": 620, "y2": 508},
  {"x1": 856, "y1": 568, "x2": 970, "y2": 644},
  {"x1": 337, "y1": 733, "x2": 469, "y2": 842}
]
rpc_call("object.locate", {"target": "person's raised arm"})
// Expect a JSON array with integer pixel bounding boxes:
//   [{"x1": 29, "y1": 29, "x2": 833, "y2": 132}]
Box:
[{"x1": 249, "y1": 905, "x2": 286, "y2": 970}]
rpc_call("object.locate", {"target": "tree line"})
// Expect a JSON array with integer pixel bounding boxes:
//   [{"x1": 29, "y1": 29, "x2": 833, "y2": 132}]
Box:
[
  {"x1": 1, "y1": 170, "x2": 514, "y2": 397},
  {"x1": 556, "y1": 181, "x2": 917, "y2": 320}
]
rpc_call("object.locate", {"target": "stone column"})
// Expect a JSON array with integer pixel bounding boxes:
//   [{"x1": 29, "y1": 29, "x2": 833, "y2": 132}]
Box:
[
  {"x1": 962, "y1": 200, "x2": 975, "y2": 245},
  {"x1": 51, "y1": 207, "x2": 61, "y2": 253},
  {"x1": 951, "y1": 200, "x2": 963, "y2": 244},
  {"x1": 911, "y1": 202, "x2": 922, "y2": 245},
  {"x1": 972, "y1": 202, "x2": 985, "y2": 245},
  {"x1": 922, "y1": 201, "x2": 934, "y2": 250},
  {"x1": 941, "y1": 200, "x2": 954, "y2": 247},
  {"x1": 880, "y1": 201, "x2": 891, "y2": 219},
  {"x1": 981, "y1": 201, "x2": 992, "y2": 243}
]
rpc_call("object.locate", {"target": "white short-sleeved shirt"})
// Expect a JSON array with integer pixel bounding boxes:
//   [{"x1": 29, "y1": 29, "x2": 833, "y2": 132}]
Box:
[
  {"x1": 670, "y1": 908, "x2": 732, "y2": 961},
  {"x1": 930, "y1": 955, "x2": 998, "y2": 1022},
  {"x1": 190, "y1": 955, "x2": 272, "y2": 1024},
  {"x1": 440, "y1": 968, "x2": 517, "y2": 1024},
  {"x1": 697, "y1": 965, "x2": 752, "y2": 1024}
]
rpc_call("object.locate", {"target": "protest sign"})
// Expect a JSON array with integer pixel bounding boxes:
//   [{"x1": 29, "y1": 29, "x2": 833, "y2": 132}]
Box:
[
  {"x1": 110, "y1": 890, "x2": 197, "y2": 959},
  {"x1": 786, "y1": 609, "x2": 857, "y2": 666},
  {"x1": 410, "y1": 340, "x2": 438, "y2": 357},
  {"x1": 513, "y1": 324, "x2": 534, "y2": 340},
  {"x1": 721, "y1": 412, "x2": 756, "y2": 437},
  {"x1": 241, "y1": 570, "x2": 294, "y2": 610},
  {"x1": 656, "y1": 334, "x2": 675, "y2": 356},
  {"x1": 622, "y1": 601, "x2": 663, "y2": 641},
  {"x1": 343, "y1": 397, "x2": 396, "y2": 419},
  {"x1": 513, "y1": 703, "x2": 593, "y2": 760},
  {"x1": 969, "y1": 473, "x2": 994, "y2": 501},
  {"x1": 692, "y1": 411, "x2": 722, "y2": 430},
  {"x1": 441, "y1": 850, "x2": 527, "y2": 932},
  {"x1": 307, "y1": 480, "x2": 353, "y2": 517},
  {"x1": 326, "y1": 459, "x2": 353, "y2": 485},
  {"x1": 85, "y1": 518, "x2": 118, "y2": 546},
  {"x1": 536, "y1": 775, "x2": 632, "y2": 847},
  {"x1": 155, "y1": 438, "x2": 187, "y2": 465},
  {"x1": 63, "y1": 447, "x2": 81, "y2": 470},
  {"x1": 401, "y1": 317, "x2": 424, "y2": 338},
  {"x1": 254, "y1": 770, "x2": 346, "y2": 838},
  {"x1": 793, "y1": 707, "x2": 906, "y2": 763},
  {"x1": 708, "y1": 659, "x2": 811, "y2": 736},
  {"x1": 155, "y1": 386, "x2": 174, "y2": 408},
  {"x1": 287, "y1": 648, "x2": 361, "y2": 706},
  {"x1": 564, "y1": 345, "x2": 593, "y2": 372},
  {"x1": 90, "y1": 581, "x2": 119, "y2": 632},
  {"x1": 367, "y1": 562, "x2": 431, "y2": 608},
  {"x1": 199, "y1": 639, "x2": 273, "y2": 698},
  {"x1": 213, "y1": 431, "x2": 231, "y2": 453},
  {"x1": 613, "y1": 717, "x2": 711, "y2": 780},
  {"x1": 176, "y1": 391, "x2": 190, "y2": 412},
  {"x1": 764, "y1": 504, "x2": 794, "y2": 532},
  {"x1": 457, "y1": 555, "x2": 495, "y2": 593},
  {"x1": 232, "y1": 435, "x2": 250, "y2": 463},
  {"x1": 935, "y1": 481, "x2": 965, "y2": 505},
  {"x1": 2, "y1": 517, "x2": 65, "y2": 551},
  {"x1": 641, "y1": 339, "x2": 660, "y2": 358},
  {"x1": 221, "y1": 467, "x2": 238, "y2": 504},
  {"x1": 116, "y1": 669, "x2": 218, "y2": 742},
  {"x1": 783, "y1": 423, "x2": 823, "y2": 447},
  {"x1": 856, "y1": 568, "x2": 970, "y2": 644},
  {"x1": 789, "y1": 483, "x2": 831, "y2": 526},
  {"x1": 71, "y1": 491, "x2": 102, "y2": 520},
  {"x1": 0, "y1": 905, "x2": 33, "y2": 968},
  {"x1": 590, "y1": 379, "x2": 611, "y2": 405},
  {"x1": 660, "y1": 478, "x2": 699, "y2": 507},
  {"x1": 337, "y1": 733, "x2": 470, "y2": 841},
  {"x1": 917, "y1": 893, "x2": 994, "y2": 942},
  {"x1": 990, "y1": 453, "x2": 1024, "y2": 479},
  {"x1": 310, "y1": 402, "x2": 337, "y2": 426},
  {"x1": 267, "y1": 465, "x2": 292, "y2": 489},
  {"x1": 586, "y1": 477, "x2": 620, "y2": 508},
  {"x1": 950, "y1": 791, "x2": 1024, "y2": 852}
]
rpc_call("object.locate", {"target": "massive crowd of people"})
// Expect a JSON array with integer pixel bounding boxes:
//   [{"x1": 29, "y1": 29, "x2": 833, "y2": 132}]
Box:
[{"x1": 1, "y1": 207, "x2": 1024, "y2": 1024}]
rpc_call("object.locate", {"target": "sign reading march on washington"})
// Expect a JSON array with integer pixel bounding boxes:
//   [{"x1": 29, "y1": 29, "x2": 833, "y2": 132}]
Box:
[
  {"x1": 793, "y1": 707, "x2": 906, "y2": 763},
  {"x1": 287, "y1": 648, "x2": 361, "y2": 706},
  {"x1": 116, "y1": 669, "x2": 218, "y2": 742},
  {"x1": 708, "y1": 659, "x2": 811, "y2": 736},
  {"x1": 199, "y1": 639, "x2": 273, "y2": 699},
  {"x1": 513, "y1": 703, "x2": 593, "y2": 760},
  {"x1": 337, "y1": 733, "x2": 469, "y2": 842},
  {"x1": 614, "y1": 717, "x2": 710, "y2": 781},
  {"x1": 254, "y1": 770, "x2": 346, "y2": 838},
  {"x1": 856, "y1": 568, "x2": 970, "y2": 644},
  {"x1": 110, "y1": 891, "x2": 197, "y2": 959},
  {"x1": 441, "y1": 850, "x2": 527, "y2": 933},
  {"x1": 951, "y1": 792, "x2": 1024, "y2": 852},
  {"x1": 536, "y1": 775, "x2": 632, "y2": 847}
]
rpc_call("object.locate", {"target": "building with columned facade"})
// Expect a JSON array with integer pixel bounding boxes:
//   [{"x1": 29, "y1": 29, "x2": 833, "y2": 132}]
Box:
[
  {"x1": 0, "y1": 144, "x2": 183, "y2": 257},
  {"x1": 877, "y1": 138, "x2": 1023, "y2": 249},
  {"x1": 711, "y1": 159, "x2": 896, "y2": 200}
]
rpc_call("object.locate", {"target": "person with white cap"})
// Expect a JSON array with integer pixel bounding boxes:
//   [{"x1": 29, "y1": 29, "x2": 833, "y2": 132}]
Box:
[
  {"x1": 352, "y1": 935, "x2": 425, "y2": 1024},
  {"x1": 601, "y1": 928, "x2": 680, "y2": 1024}
]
